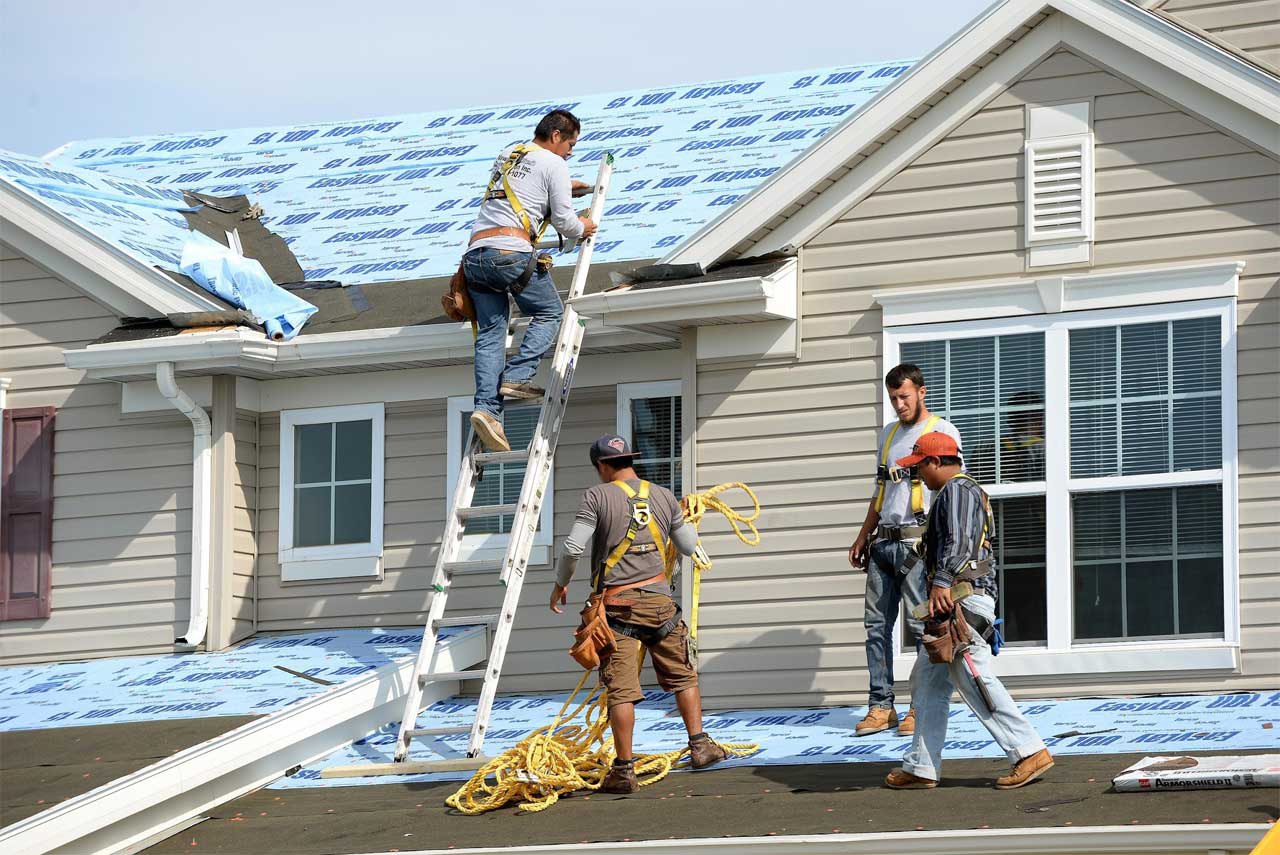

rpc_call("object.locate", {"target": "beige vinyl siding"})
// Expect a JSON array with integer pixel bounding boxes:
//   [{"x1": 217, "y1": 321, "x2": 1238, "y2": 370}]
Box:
[
  {"x1": 1157, "y1": 0, "x2": 1280, "y2": 68},
  {"x1": 254, "y1": 388, "x2": 617, "y2": 693},
  {"x1": 232, "y1": 413, "x2": 258, "y2": 643},
  {"x1": 0, "y1": 243, "x2": 193, "y2": 664},
  {"x1": 694, "y1": 47, "x2": 1280, "y2": 705}
]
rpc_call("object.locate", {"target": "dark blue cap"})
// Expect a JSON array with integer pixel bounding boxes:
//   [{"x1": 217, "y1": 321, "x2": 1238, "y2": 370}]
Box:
[{"x1": 589, "y1": 434, "x2": 636, "y2": 465}]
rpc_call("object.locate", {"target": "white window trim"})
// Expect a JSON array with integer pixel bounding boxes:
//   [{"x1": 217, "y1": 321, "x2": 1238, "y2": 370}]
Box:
[
  {"x1": 279, "y1": 402, "x2": 385, "y2": 581},
  {"x1": 446, "y1": 396, "x2": 552, "y2": 566},
  {"x1": 617, "y1": 380, "x2": 683, "y2": 481},
  {"x1": 885, "y1": 295, "x2": 1239, "y2": 678}
]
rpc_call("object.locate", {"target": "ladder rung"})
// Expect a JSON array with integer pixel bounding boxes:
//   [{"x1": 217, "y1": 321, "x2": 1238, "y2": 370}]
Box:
[
  {"x1": 443, "y1": 557, "x2": 504, "y2": 575},
  {"x1": 457, "y1": 503, "x2": 517, "y2": 520},
  {"x1": 434, "y1": 613, "x2": 501, "y2": 627},
  {"x1": 473, "y1": 449, "x2": 530, "y2": 466},
  {"x1": 406, "y1": 725, "x2": 471, "y2": 739},
  {"x1": 419, "y1": 669, "x2": 487, "y2": 685}
]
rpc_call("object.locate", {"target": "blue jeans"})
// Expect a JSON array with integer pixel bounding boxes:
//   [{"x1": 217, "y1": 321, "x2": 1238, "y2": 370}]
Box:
[
  {"x1": 901, "y1": 594, "x2": 1046, "y2": 781},
  {"x1": 463, "y1": 247, "x2": 563, "y2": 417},
  {"x1": 864, "y1": 539, "x2": 927, "y2": 709}
]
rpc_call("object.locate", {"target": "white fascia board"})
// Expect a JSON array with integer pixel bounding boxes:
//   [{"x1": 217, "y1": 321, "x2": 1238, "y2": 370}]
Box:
[
  {"x1": 660, "y1": 0, "x2": 1280, "y2": 271},
  {"x1": 655, "y1": 0, "x2": 1046, "y2": 269},
  {"x1": 874, "y1": 258, "x2": 1243, "y2": 327},
  {"x1": 570, "y1": 258, "x2": 798, "y2": 329},
  {"x1": 0, "y1": 180, "x2": 223, "y2": 317},
  {"x1": 0, "y1": 627, "x2": 487, "y2": 855},
  {"x1": 367, "y1": 824, "x2": 1272, "y2": 855},
  {"x1": 64, "y1": 322, "x2": 673, "y2": 381}
]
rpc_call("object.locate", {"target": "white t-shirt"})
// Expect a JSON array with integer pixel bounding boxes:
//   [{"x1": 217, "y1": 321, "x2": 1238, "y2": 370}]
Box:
[
  {"x1": 469, "y1": 144, "x2": 584, "y2": 252},
  {"x1": 874, "y1": 415, "x2": 963, "y2": 526}
]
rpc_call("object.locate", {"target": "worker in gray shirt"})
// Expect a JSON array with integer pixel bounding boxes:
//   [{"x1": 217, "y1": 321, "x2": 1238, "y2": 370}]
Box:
[
  {"x1": 464, "y1": 110, "x2": 597, "y2": 454},
  {"x1": 552, "y1": 434, "x2": 727, "y2": 794}
]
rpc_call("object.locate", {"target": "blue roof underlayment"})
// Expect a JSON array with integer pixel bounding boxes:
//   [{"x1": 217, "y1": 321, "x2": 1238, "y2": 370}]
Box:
[{"x1": 25, "y1": 59, "x2": 914, "y2": 288}]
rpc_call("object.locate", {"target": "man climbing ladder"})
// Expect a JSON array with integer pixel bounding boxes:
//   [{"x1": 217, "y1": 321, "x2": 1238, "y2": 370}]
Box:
[
  {"x1": 464, "y1": 109, "x2": 597, "y2": 453},
  {"x1": 552, "y1": 435, "x2": 728, "y2": 794}
]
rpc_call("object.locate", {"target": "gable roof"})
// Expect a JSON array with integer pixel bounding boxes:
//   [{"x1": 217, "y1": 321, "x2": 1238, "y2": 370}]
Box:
[
  {"x1": 658, "y1": 0, "x2": 1280, "y2": 271},
  {"x1": 39, "y1": 59, "x2": 914, "y2": 290}
]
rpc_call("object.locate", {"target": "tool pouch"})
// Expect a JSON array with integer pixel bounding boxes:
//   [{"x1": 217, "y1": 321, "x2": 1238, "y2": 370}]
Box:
[
  {"x1": 569, "y1": 594, "x2": 615, "y2": 670},
  {"x1": 922, "y1": 608, "x2": 971, "y2": 664},
  {"x1": 440, "y1": 261, "x2": 475, "y2": 322}
]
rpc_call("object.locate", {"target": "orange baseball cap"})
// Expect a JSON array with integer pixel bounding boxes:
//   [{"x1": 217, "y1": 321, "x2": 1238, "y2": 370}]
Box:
[{"x1": 896, "y1": 431, "x2": 961, "y2": 468}]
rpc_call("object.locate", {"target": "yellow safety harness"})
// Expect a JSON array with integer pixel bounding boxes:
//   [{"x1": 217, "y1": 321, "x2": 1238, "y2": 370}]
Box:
[
  {"x1": 446, "y1": 482, "x2": 763, "y2": 815},
  {"x1": 484, "y1": 143, "x2": 551, "y2": 245},
  {"x1": 874, "y1": 414, "x2": 941, "y2": 523},
  {"x1": 591, "y1": 480, "x2": 670, "y2": 593},
  {"x1": 921, "y1": 472, "x2": 995, "y2": 585}
]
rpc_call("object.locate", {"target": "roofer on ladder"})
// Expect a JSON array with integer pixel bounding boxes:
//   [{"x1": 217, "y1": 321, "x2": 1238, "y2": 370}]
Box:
[
  {"x1": 848, "y1": 364, "x2": 962, "y2": 738},
  {"x1": 552, "y1": 435, "x2": 728, "y2": 794},
  {"x1": 464, "y1": 109, "x2": 597, "y2": 453}
]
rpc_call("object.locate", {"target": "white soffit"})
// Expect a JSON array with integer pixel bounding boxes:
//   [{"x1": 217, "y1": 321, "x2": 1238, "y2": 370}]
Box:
[
  {"x1": 0, "y1": 628, "x2": 488, "y2": 855},
  {"x1": 873, "y1": 259, "x2": 1244, "y2": 326},
  {"x1": 657, "y1": 0, "x2": 1280, "y2": 272},
  {"x1": 569, "y1": 258, "x2": 799, "y2": 329}
]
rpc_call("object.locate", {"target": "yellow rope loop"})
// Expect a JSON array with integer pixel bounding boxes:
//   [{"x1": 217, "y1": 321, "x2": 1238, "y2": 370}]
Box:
[{"x1": 445, "y1": 483, "x2": 763, "y2": 815}]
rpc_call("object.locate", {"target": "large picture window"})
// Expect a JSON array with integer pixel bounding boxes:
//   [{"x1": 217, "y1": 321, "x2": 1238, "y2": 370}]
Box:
[
  {"x1": 887, "y1": 295, "x2": 1236, "y2": 675},
  {"x1": 279, "y1": 403, "x2": 385, "y2": 581}
]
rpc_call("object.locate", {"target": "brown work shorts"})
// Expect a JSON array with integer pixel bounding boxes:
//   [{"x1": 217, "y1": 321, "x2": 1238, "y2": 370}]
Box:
[{"x1": 600, "y1": 590, "x2": 698, "y2": 708}]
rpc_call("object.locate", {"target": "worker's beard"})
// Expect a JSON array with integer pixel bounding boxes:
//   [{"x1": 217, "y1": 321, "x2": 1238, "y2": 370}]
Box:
[{"x1": 900, "y1": 399, "x2": 923, "y2": 425}]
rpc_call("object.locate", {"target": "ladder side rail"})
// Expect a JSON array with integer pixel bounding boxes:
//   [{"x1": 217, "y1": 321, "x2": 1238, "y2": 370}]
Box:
[
  {"x1": 392, "y1": 435, "x2": 484, "y2": 761},
  {"x1": 465, "y1": 155, "x2": 614, "y2": 756}
]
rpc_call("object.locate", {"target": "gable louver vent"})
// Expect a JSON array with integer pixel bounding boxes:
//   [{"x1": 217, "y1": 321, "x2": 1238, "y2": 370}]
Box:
[{"x1": 1025, "y1": 135, "x2": 1093, "y2": 244}]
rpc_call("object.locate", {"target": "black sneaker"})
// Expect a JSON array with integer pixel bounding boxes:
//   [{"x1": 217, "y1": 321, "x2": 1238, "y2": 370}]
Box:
[{"x1": 499, "y1": 381, "x2": 545, "y2": 400}]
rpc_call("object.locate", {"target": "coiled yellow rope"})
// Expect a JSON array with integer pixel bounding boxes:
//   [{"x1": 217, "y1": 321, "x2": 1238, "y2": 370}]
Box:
[{"x1": 445, "y1": 482, "x2": 763, "y2": 815}]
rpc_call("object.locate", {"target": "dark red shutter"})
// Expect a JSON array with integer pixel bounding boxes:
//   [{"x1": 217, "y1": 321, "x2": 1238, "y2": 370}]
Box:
[{"x1": 1, "y1": 406, "x2": 55, "y2": 621}]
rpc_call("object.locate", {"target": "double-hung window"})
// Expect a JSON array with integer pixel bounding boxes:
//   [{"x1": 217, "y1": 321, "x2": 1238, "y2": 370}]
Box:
[
  {"x1": 617, "y1": 381, "x2": 683, "y2": 495},
  {"x1": 279, "y1": 403, "x2": 385, "y2": 581},
  {"x1": 886, "y1": 289, "x2": 1237, "y2": 676},
  {"x1": 446, "y1": 397, "x2": 553, "y2": 563}
]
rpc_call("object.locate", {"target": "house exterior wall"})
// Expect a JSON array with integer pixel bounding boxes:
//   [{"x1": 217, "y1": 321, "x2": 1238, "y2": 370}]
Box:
[
  {"x1": 0, "y1": 242, "x2": 193, "y2": 664},
  {"x1": 1158, "y1": 0, "x2": 1280, "y2": 68},
  {"x1": 253, "y1": 388, "x2": 619, "y2": 693},
  {"x1": 691, "y1": 47, "x2": 1279, "y2": 706},
  {"x1": 232, "y1": 412, "x2": 258, "y2": 644}
]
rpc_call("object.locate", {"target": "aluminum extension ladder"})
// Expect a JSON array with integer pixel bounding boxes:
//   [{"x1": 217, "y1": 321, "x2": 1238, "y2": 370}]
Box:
[{"x1": 327, "y1": 152, "x2": 615, "y2": 777}]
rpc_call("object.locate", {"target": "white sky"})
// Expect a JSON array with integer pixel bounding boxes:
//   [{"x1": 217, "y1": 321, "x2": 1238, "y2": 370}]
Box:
[{"x1": 0, "y1": 0, "x2": 994, "y2": 156}]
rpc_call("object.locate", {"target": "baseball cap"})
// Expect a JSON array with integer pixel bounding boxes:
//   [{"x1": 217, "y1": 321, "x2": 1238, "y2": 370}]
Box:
[
  {"x1": 896, "y1": 431, "x2": 962, "y2": 468},
  {"x1": 589, "y1": 434, "x2": 636, "y2": 465}
]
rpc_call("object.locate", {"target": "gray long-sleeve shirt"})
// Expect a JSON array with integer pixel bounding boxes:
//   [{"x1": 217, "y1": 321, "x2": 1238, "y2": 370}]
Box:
[
  {"x1": 556, "y1": 480, "x2": 698, "y2": 594},
  {"x1": 469, "y1": 143, "x2": 584, "y2": 252},
  {"x1": 922, "y1": 475, "x2": 998, "y2": 598}
]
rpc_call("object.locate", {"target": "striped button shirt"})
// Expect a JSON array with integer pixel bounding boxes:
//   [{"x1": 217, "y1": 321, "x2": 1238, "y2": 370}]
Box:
[{"x1": 922, "y1": 475, "x2": 998, "y2": 599}]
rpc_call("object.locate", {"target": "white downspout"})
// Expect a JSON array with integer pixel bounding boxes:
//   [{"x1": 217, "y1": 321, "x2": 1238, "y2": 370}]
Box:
[{"x1": 155, "y1": 362, "x2": 212, "y2": 648}]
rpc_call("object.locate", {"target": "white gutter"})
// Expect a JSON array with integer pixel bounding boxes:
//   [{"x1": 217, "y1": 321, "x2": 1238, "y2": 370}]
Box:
[
  {"x1": 155, "y1": 362, "x2": 212, "y2": 648},
  {"x1": 0, "y1": 626, "x2": 488, "y2": 855},
  {"x1": 363, "y1": 823, "x2": 1272, "y2": 855}
]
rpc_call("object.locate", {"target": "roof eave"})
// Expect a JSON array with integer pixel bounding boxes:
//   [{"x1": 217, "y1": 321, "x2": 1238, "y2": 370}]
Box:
[{"x1": 0, "y1": 179, "x2": 224, "y2": 317}]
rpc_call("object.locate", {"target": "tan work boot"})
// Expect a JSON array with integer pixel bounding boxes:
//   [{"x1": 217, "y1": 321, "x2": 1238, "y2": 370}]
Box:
[
  {"x1": 995, "y1": 749, "x2": 1054, "y2": 789},
  {"x1": 885, "y1": 769, "x2": 937, "y2": 789},
  {"x1": 689, "y1": 734, "x2": 728, "y2": 769},
  {"x1": 470, "y1": 410, "x2": 510, "y2": 453},
  {"x1": 498, "y1": 380, "x2": 545, "y2": 400},
  {"x1": 855, "y1": 707, "x2": 898, "y2": 736},
  {"x1": 601, "y1": 759, "x2": 638, "y2": 794},
  {"x1": 896, "y1": 708, "x2": 916, "y2": 736}
]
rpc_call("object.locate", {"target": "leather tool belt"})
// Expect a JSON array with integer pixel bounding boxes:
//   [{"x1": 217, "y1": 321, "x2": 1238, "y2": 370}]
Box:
[{"x1": 569, "y1": 572, "x2": 666, "y2": 670}]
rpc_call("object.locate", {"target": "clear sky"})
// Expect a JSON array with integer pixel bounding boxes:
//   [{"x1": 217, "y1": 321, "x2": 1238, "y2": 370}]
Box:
[{"x1": 1, "y1": 0, "x2": 993, "y2": 157}]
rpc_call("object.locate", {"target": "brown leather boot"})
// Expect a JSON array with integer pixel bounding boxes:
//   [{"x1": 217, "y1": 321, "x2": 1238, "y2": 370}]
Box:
[
  {"x1": 896, "y1": 709, "x2": 916, "y2": 736},
  {"x1": 855, "y1": 707, "x2": 898, "y2": 736},
  {"x1": 885, "y1": 769, "x2": 937, "y2": 789},
  {"x1": 601, "y1": 759, "x2": 638, "y2": 794},
  {"x1": 995, "y1": 749, "x2": 1054, "y2": 789},
  {"x1": 689, "y1": 733, "x2": 728, "y2": 769}
]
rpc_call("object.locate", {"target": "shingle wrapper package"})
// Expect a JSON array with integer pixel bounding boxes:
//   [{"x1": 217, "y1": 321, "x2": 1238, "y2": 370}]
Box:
[
  {"x1": 1113, "y1": 754, "x2": 1280, "y2": 791},
  {"x1": 179, "y1": 230, "x2": 317, "y2": 340}
]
